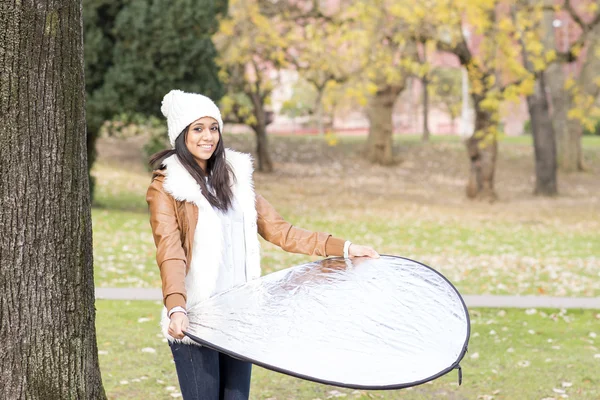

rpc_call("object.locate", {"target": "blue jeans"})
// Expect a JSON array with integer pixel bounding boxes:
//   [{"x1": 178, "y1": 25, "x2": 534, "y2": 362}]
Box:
[{"x1": 169, "y1": 342, "x2": 252, "y2": 400}]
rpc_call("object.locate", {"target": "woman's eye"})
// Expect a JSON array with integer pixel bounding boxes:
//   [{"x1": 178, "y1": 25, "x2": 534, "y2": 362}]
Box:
[{"x1": 211, "y1": 126, "x2": 218, "y2": 131}]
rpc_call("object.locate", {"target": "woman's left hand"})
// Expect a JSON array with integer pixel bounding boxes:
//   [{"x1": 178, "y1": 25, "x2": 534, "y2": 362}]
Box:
[{"x1": 348, "y1": 244, "x2": 380, "y2": 259}]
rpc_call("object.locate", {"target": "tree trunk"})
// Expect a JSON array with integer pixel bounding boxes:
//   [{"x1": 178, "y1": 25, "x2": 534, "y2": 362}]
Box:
[
  {"x1": 0, "y1": 1, "x2": 106, "y2": 399},
  {"x1": 545, "y1": 63, "x2": 577, "y2": 172},
  {"x1": 567, "y1": 119, "x2": 585, "y2": 171},
  {"x1": 542, "y1": 6, "x2": 580, "y2": 173},
  {"x1": 465, "y1": 98, "x2": 498, "y2": 201},
  {"x1": 527, "y1": 73, "x2": 558, "y2": 196},
  {"x1": 249, "y1": 93, "x2": 273, "y2": 172},
  {"x1": 571, "y1": 23, "x2": 600, "y2": 171},
  {"x1": 316, "y1": 88, "x2": 325, "y2": 136},
  {"x1": 366, "y1": 85, "x2": 404, "y2": 165},
  {"x1": 254, "y1": 124, "x2": 273, "y2": 172},
  {"x1": 422, "y1": 76, "x2": 430, "y2": 142}
]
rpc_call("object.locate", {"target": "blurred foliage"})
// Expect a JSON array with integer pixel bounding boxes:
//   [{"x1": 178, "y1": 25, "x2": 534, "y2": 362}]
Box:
[
  {"x1": 99, "y1": 114, "x2": 163, "y2": 139},
  {"x1": 215, "y1": 0, "x2": 289, "y2": 171},
  {"x1": 83, "y1": 0, "x2": 227, "y2": 197},
  {"x1": 82, "y1": 0, "x2": 600, "y2": 193},
  {"x1": 86, "y1": 0, "x2": 227, "y2": 120},
  {"x1": 583, "y1": 117, "x2": 600, "y2": 136},
  {"x1": 84, "y1": 0, "x2": 125, "y2": 199},
  {"x1": 216, "y1": 0, "x2": 284, "y2": 123},
  {"x1": 430, "y1": 67, "x2": 463, "y2": 122},
  {"x1": 279, "y1": 79, "x2": 317, "y2": 119},
  {"x1": 143, "y1": 130, "x2": 171, "y2": 170}
]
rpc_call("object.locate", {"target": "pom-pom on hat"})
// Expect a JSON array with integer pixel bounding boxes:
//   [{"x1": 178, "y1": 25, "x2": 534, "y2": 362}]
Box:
[{"x1": 161, "y1": 90, "x2": 224, "y2": 147}]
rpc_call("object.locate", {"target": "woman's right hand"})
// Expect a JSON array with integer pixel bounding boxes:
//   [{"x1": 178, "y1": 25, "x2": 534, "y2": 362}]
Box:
[{"x1": 168, "y1": 312, "x2": 189, "y2": 339}]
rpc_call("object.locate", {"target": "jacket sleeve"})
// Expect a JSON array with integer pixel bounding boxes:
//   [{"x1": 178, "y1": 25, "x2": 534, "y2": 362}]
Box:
[
  {"x1": 256, "y1": 193, "x2": 345, "y2": 257},
  {"x1": 146, "y1": 179, "x2": 187, "y2": 311}
]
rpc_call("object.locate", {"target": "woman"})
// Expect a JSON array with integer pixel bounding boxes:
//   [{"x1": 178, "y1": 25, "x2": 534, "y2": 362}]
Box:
[{"x1": 146, "y1": 90, "x2": 379, "y2": 400}]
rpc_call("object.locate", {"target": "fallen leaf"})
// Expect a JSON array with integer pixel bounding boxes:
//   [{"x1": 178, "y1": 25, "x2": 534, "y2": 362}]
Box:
[{"x1": 141, "y1": 347, "x2": 156, "y2": 354}]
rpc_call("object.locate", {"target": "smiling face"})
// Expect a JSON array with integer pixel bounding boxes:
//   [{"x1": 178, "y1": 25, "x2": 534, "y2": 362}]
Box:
[{"x1": 185, "y1": 116, "x2": 220, "y2": 170}]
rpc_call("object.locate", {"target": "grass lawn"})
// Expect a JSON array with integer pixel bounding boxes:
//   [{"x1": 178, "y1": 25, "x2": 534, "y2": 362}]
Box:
[
  {"x1": 96, "y1": 300, "x2": 600, "y2": 399},
  {"x1": 92, "y1": 133, "x2": 600, "y2": 398}
]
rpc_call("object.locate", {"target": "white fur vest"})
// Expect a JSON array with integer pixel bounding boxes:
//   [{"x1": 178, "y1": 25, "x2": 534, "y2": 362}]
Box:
[{"x1": 159, "y1": 149, "x2": 261, "y2": 344}]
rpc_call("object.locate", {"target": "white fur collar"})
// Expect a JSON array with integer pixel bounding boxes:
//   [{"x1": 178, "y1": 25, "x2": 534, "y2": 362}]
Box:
[{"x1": 161, "y1": 148, "x2": 254, "y2": 207}]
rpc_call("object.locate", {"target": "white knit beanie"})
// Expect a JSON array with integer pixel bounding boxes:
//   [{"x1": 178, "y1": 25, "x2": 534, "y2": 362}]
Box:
[{"x1": 160, "y1": 90, "x2": 224, "y2": 147}]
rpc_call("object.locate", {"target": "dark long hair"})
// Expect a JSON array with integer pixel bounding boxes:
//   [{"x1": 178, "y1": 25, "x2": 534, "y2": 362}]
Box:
[{"x1": 149, "y1": 126, "x2": 235, "y2": 212}]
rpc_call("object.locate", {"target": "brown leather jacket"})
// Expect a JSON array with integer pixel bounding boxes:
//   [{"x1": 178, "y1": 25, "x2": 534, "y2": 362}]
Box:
[{"x1": 146, "y1": 169, "x2": 345, "y2": 312}]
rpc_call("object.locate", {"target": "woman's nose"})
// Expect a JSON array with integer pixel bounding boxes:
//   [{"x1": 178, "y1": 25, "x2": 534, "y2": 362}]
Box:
[{"x1": 201, "y1": 130, "x2": 212, "y2": 140}]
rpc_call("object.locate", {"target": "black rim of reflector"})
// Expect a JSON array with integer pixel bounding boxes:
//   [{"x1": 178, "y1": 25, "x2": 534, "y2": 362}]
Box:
[{"x1": 184, "y1": 255, "x2": 471, "y2": 390}]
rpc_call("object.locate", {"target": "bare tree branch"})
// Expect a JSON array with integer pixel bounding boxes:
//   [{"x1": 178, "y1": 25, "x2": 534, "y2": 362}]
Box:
[
  {"x1": 554, "y1": 0, "x2": 600, "y2": 62},
  {"x1": 564, "y1": 0, "x2": 600, "y2": 34}
]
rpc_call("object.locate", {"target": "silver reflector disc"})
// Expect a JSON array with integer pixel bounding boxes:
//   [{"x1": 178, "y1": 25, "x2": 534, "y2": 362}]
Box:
[{"x1": 185, "y1": 255, "x2": 470, "y2": 389}]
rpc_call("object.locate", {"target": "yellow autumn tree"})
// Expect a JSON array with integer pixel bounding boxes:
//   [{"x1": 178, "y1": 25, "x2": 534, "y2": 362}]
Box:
[
  {"x1": 386, "y1": 0, "x2": 538, "y2": 200},
  {"x1": 215, "y1": 0, "x2": 289, "y2": 172},
  {"x1": 393, "y1": 0, "x2": 600, "y2": 198},
  {"x1": 540, "y1": 0, "x2": 600, "y2": 173},
  {"x1": 510, "y1": 0, "x2": 600, "y2": 195},
  {"x1": 284, "y1": 8, "x2": 365, "y2": 136},
  {"x1": 333, "y1": 0, "x2": 421, "y2": 165}
]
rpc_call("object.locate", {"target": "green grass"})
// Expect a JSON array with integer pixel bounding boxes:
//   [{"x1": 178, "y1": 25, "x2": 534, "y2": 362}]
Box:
[
  {"x1": 96, "y1": 300, "x2": 600, "y2": 399},
  {"x1": 92, "y1": 196, "x2": 600, "y2": 296}
]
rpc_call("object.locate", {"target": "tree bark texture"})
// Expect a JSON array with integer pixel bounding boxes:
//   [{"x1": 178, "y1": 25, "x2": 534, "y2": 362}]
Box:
[
  {"x1": 316, "y1": 88, "x2": 325, "y2": 136},
  {"x1": 546, "y1": 62, "x2": 579, "y2": 172},
  {"x1": 527, "y1": 73, "x2": 558, "y2": 196},
  {"x1": 250, "y1": 93, "x2": 273, "y2": 172},
  {"x1": 366, "y1": 84, "x2": 405, "y2": 165},
  {"x1": 570, "y1": 23, "x2": 600, "y2": 171},
  {"x1": 254, "y1": 125, "x2": 273, "y2": 172},
  {"x1": 465, "y1": 98, "x2": 498, "y2": 201},
  {"x1": 0, "y1": 1, "x2": 106, "y2": 399},
  {"x1": 542, "y1": 6, "x2": 581, "y2": 173},
  {"x1": 422, "y1": 76, "x2": 430, "y2": 142}
]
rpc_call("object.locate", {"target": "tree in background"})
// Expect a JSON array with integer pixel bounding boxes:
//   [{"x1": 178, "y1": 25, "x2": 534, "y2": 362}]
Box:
[
  {"x1": 267, "y1": 0, "x2": 417, "y2": 164},
  {"x1": 396, "y1": 0, "x2": 536, "y2": 200},
  {"x1": 344, "y1": 0, "x2": 419, "y2": 165},
  {"x1": 283, "y1": 5, "x2": 363, "y2": 136},
  {"x1": 568, "y1": 22, "x2": 600, "y2": 160},
  {"x1": 544, "y1": 1, "x2": 600, "y2": 172},
  {"x1": 1, "y1": 1, "x2": 105, "y2": 398},
  {"x1": 512, "y1": 1, "x2": 560, "y2": 196},
  {"x1": 84, "y1": 0, "x2": 227, "y2": 189},
  {"x1": 216, "y1": 0, "x2": 288, "y2": 172},
  {"x1": 511, "y1": 0, "x2": 600, "y2": 195},
  {"x1": 417, "y1": 41, "x2": 435, "y2": 142}
]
